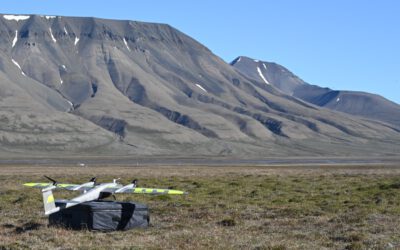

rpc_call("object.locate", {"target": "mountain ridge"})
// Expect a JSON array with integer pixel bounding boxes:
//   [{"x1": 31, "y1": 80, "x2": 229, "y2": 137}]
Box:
[
  {"x1": 0, "y1": 14, "x2": 399, "y2": 157},
  {"x1": 231, "y1": 56, "x2": 400, "y2": 128}
]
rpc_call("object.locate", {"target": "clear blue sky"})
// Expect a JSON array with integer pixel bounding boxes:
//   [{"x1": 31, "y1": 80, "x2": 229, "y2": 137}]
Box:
[{"x1": 2, "y1": 0, "x2": 399, "y2": 103}]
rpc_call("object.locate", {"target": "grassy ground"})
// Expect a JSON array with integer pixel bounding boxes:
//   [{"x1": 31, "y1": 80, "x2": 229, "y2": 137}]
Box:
[{"x1": 0, "y1": 164, "x2": 400, "y2": 249}]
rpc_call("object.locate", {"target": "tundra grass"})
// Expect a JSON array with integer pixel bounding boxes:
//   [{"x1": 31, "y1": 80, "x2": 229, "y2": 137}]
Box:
[{"x1": 0, "y1": 165, "x2": 399, "y2": 249}]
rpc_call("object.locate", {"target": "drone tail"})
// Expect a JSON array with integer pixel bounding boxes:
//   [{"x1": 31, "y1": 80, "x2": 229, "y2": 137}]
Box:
[{"x1": 42, "y1": 186, "x2": 60, "y2": 215}]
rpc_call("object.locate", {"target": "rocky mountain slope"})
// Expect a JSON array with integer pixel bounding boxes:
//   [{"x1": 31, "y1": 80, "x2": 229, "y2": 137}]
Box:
[
  {"x1": 1, "y1": 14, "x2": 400, "y2": 157},
  {"x1": 231, "y1": 56, "x2": 400, "y2": 128}
]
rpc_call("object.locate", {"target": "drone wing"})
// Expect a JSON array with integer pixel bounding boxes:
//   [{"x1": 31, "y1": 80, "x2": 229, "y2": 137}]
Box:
[
  {"x1": 23, "y1": 182, "x2": 92, "y2": 191},
  {"x1": 104, "y1": 186, "x2": 187, "y2": 195}
]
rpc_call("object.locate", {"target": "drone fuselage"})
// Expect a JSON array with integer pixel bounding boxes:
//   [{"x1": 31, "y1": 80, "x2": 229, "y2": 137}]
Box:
[{"x1": 57, "y1": 182, "x2": 121, "y2": 210}]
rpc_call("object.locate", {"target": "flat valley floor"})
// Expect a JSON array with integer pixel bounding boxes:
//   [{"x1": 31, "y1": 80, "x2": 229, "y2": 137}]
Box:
[{"x1": 1, "y1": 164, "x2": 400, "y2": 249}]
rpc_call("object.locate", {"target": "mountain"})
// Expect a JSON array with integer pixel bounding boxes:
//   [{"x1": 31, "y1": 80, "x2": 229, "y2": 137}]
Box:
[
  {"x1": 231, "y1": 56, "x2": 400, "y2": 128},
  {"x1": 0, "y1": 14, "x2": 400, "y2": 158}
]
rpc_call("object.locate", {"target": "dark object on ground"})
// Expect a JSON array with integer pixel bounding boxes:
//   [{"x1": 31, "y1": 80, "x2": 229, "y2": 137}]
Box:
[{"x1": 49, "y1": 201, "x2": 149, "y2": 231}]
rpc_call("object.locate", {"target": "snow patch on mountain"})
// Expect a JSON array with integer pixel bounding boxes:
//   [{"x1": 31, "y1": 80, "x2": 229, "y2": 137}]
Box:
[
  {"x1": 74, "y1": 36, "x2": 80, "y2": 46},
  {"x1": 123, "y1": 38, "x2": 131, "y2": 51},
  {"x1": 195, "y1": 84, "x2": 207, "y2": 93},
  {"x1": 3, "y1": 15, "x2": 30, "y2": 21},
  {"x1": 49, "y1": 28, "x2": 57, "y2": 43},
  {"x1": 66, "y1": 100, "x2": 74, "y2": 111},
  {"x1": 257, "y1": 67, "x2": 269, "y2": 84},
  {"x1": 11, "y1": 59, "x2": 26, "y2": 76},
  {"x1": 12, "y1": 30, "x2": 18, "y2": 48}
]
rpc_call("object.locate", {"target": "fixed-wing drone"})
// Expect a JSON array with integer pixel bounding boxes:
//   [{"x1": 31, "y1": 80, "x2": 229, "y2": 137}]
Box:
[{"x1": 24, "y1": 176, "x2": 187, "y2": 215}]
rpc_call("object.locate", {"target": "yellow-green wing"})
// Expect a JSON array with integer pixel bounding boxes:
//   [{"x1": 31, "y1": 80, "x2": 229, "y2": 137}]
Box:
[
  {"x1": 23, "y1": 183, "x2": 79, "y2": 190},
  {"x1": 116, "y1": 187, "x2": 187, "y2": 195}
]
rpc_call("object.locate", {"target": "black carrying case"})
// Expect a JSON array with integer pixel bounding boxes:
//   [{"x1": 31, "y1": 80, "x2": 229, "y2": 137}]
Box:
[{"x1": 49, "y1": 201, "x2": 149, "y2": 231}]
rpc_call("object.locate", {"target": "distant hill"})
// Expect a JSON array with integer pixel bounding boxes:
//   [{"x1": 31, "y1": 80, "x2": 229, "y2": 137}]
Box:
[
  {"x1": 231, "y1": 56, "x2": 400, "y2": 128},
  {"x1": 0, "y1": 14, "x2": 399, "y2": 157}
]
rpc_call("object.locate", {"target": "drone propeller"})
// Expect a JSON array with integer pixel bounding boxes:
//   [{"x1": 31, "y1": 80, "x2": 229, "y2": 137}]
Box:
[
  {"x1": 44, "y1": 175, "x2": 57, "y2": 186},
  {"x1": 90, "y1": 177, "x2": 97, "y2": 185}
]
